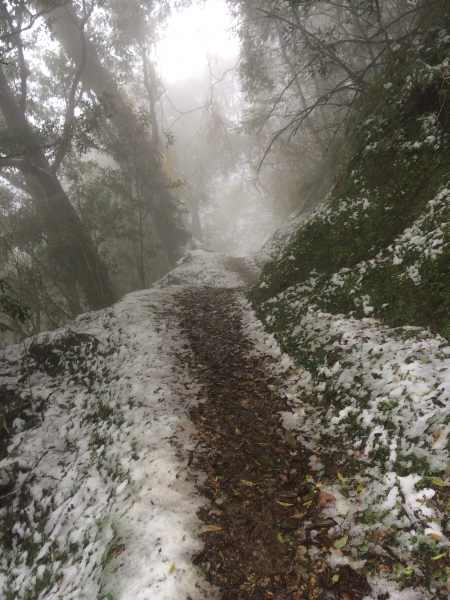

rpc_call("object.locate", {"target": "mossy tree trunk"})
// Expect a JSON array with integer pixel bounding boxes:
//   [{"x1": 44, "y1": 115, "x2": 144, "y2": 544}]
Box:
[{"x1": 0, "y1": 65, "x2": 117, "y2": 312}]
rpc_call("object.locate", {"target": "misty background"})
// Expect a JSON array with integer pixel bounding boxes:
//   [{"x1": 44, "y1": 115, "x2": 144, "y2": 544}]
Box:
[{"x1": 0, "y1": 0, "x2": 438, "y2": 341}]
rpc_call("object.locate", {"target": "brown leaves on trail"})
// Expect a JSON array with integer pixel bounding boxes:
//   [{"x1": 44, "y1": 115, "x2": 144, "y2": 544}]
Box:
[
  {"x1": 317, "y1": 491, "x2": 335, "y2": 508},
  {"x1": 173, "y1": 288, "x2": 371, "y2": 600},
  {"x1": 272, "y1": 590, "x2": 296, "y2": 600}
]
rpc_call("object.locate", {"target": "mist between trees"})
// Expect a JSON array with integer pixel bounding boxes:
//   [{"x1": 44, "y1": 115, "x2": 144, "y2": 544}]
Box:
[{"x1": 0, "y1": 0, "x2": 446, "y2": 344}]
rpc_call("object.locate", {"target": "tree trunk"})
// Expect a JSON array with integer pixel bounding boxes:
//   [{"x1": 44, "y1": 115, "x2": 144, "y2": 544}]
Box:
[
  {"x1": 0, "y1": 65, "x2": 117, "y2": 311},
  {"x1": 39, "y1": 0, "x2": 191, "y2": 267},
  {"x1": 190, "y1": 200, "x2": 203, "y2": 243}
]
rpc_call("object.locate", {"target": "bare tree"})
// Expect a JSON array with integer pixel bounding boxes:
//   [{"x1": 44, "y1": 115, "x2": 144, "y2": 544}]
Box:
[{"x1": 228, "y1": 0, "x2": 443, "y2": 165}]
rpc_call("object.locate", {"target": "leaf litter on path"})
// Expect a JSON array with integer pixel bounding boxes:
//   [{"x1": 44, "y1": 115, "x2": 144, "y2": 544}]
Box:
[{"x1": 174, "y1": 287, "x2": 371, "y2": 600}]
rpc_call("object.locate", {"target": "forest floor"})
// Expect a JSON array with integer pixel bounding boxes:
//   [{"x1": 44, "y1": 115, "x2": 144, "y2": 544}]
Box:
[
  {"x1": 173, "y1": 285, "x2": 371, "y2": 600},
  {"x1": 0, "y1": 249, "x2": 446, "y2": 600}
]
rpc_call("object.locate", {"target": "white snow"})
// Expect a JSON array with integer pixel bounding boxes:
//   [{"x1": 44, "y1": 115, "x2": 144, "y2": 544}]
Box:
[
  {"x1": 3, "y1": 232, "x2": 448, "y2": 599},
  {"x1": 154, "y1": 248, "x2": 244, "y2": 289},
  {"x1": 238, "y1": 295, "x2": 450, "y2": 599},
  {"x1": 0, "y1": 249, "x2": 246, "y2": 600}
]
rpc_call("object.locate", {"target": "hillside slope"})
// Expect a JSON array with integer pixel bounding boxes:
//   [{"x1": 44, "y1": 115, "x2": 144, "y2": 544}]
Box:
[
  {"x1": 248, "y1": 28, "x2": 450, "y2": 596},
  {"x1": 252, "y1": 29, "x2": 450, "y2": 338}
]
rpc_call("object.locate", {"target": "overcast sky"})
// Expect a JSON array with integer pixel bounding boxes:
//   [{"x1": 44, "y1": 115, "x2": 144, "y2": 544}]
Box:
[{"x1": 157, "y1": 0, "x2": 239, "y2": 82}]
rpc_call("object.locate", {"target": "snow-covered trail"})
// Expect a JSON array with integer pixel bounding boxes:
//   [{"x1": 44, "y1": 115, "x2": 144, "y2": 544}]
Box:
[
  {"x1": 3, "y1": 247, "x2": 450, "y2": 600},
  {"x1": 0, "y1": 250, "x2": 248, "y2": 600}
]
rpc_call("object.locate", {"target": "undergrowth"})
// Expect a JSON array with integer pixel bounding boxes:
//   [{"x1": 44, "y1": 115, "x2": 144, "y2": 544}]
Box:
[{"x1": 251, "y1": 28, "x2": 450, "y2": 342}]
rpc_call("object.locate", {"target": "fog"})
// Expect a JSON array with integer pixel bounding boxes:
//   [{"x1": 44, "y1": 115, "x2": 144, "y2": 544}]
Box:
[
  {"x1": 157, "y1": 0, "x2": 239, "y2": 83},
  {"x1": 161, "y1": 55, "x2": 283, "y2": 256},
  {"x1": 0, "y1": 0, "x2": 425, "y2": 339}
]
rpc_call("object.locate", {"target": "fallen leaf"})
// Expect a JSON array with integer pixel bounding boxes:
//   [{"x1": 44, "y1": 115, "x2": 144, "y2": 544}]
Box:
[
  {"x1": 279, "y1": 522, "x2": 296, "y2": 530},
  {"x1": 356, "y1": 483, "x2": 365, "y2": 493},
  {"x1": 431, "y1": 477, "x2": 447, "y2": 487},
  {"x1": 110, "y1": 545, "x2": 125, "y2": 558},
  {"x1": 333, "y1": 535, "x2": 348, "y2": 549},
  {"x1": 303, "y1": 500, "x2": 312, "y2": 507},
  {"x1": 291, "y1": 512, "x2": 305, "y2": 519},
  {"x1": 305, "y1": 474, "x2": 313, "y2": 483},
  {"x1": 331, "y1": 573, "x2": 339, "y2": 583},
  {"x1": 231, "y1": 487, "x2": 240, "y2": 495},
  {"x1": 276, "y1": 500, "x2": 294, "y2": 506},
  {"x1": 284, "y1": 433, "x2": 297, "y2": 449},
  {"x1": 277, "y1": 491, "x2": 297, "y2": 498},
  {"x1": 341, "y1": 593, "x2": 353, "y2": 600},
  {"x1": 428, "y1": 532, "x2": 443, "y2": 541},
  {"x1": 204, "y1": 525, "x2": 222, "y2": 532},
  {"x1": 241, "y1": 479, "x2": 254, "y2": 486},
  {"x1": 317, "y1": 491, "x2": 335, "y2": 507},
  {"x1": 235, "y1": 427, "x2": 241, "y2": 435},
  {"x1": 431, "y1": 553, "x2": 446, "y2": 560},
  {"x1": 273, "y1": 591, "x2": 294, "y2": 600},
  {"x1": 337, "y1": 472, "x2": 347, "y2": 482},
  {"x1": 314, "y1": 519, "x2": 336, "y2": 528},
  {"x1": 277, "y1": 533, "x2": 284, "y2": 543},
  {"x1": 169, "y1": 562, "x2": 176, "y2": 574}
]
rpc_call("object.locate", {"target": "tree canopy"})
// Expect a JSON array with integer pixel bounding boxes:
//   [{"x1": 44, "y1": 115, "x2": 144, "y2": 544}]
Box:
[{"x1": 0, "y1": 0, "x2": 448, "y2": 338}]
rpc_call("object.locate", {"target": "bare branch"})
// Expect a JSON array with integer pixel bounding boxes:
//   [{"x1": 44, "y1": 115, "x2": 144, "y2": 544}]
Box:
[{"x1": 51, "y1": 3, "x2": 93, "y2": 174}]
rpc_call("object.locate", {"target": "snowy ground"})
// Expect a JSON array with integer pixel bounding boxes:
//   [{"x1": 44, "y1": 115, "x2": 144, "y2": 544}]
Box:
[
  {"x1": 154, "y1": 249, "x2": 244, "y2": 289},
  {"x1": 0, "y1": 250, "x2": 244, "y2": 600},
  {"x1": 241, "y1": 298, "x2": 450, "y2": 598},
  {"x1": 2, "y1": 247, "x2": 449, "y2": 599}
]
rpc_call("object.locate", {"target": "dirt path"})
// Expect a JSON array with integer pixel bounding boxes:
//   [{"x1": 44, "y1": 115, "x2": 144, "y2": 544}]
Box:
[
  {"x1": 4, "y1": 249, "x2": 443, "y2": 599},
  {"x1": 222, "y1": 257, "x2": 259, "y2": 287},
  {"x1": 173, "y1": 288, "x2": 370, "y2": 600}
]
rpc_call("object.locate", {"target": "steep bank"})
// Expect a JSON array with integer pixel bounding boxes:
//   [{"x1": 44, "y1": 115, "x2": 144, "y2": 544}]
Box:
[
  {"x1": 252, "y1": 29, "x2": 450, "y2": 337},
  {"x1": 248, "y1": 27, "x2": 450, "y2": 597}
]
